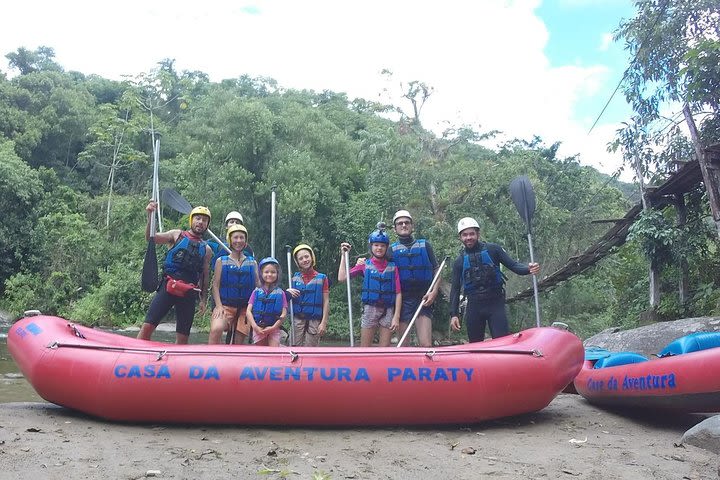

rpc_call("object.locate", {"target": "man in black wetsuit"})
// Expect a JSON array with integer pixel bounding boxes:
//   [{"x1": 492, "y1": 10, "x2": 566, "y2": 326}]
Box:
[{"x1": 449, "y1": 217, "x2": 540, "y2": 342}]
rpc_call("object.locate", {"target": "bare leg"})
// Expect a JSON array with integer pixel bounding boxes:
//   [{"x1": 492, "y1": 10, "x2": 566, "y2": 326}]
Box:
[
  {"x1": 414, "y1": 315, "x2": 433, "y2": 347},
  {"x1": 137, "y1": 323, "x2": 156, "y2": 341},
  {"x1": 175, "y1": 333, "x2": 189, "y2": 344},
  {"x1": 378, "y1": 326, "x2": 393, "y2": 347},
  {"x1": 208, "y1": 310, "x2": 226, "y2": 344},
  {"x1": 232, "y1": 332, "x2": 248, "y2": 345},
  {"x1": 360, "y1": 327, "x2": 376, "y2": 347},
  {"x1": 397, "y1": 322, "x2": 411, "y2": 347}
]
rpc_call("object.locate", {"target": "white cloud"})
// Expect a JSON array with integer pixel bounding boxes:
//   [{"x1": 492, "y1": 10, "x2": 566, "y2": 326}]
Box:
[
  {"x1": 0, "y1": 0, "x2": 630, "y2": 178},
  {"x1": 599, "y1": 32, "x2": 614, "y2": 52}
]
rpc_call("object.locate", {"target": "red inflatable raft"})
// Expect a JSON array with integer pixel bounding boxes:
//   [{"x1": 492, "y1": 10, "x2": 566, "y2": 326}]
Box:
[
  {"x1": 574, "y1": 332, "x2": 720, "y2": 413},
  {"x1": 9, "y1": 314, "x2": 583, "y2": 425}
]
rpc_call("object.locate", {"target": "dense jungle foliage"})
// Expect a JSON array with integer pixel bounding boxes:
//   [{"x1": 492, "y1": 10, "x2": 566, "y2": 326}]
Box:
[{"x1": 2, "y1": 1, "x2": 719, "y2": 341}]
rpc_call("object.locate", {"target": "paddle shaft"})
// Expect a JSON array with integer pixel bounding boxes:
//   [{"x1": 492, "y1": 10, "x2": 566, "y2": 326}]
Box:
[
  {"x1": 396, "y1": 256, "x2": 448, "y2": 348},
  {"x1": 286, "y1": 246, "x2": 295, "y2": 346},
  {"x1": 270, "y1": 186, "x2": 276, "y2": 258},
  {"x1": 344, "y1": 250, "x2": 354, "y2": 347},
  {"x1": 528, "y1": 233, "x2": 541, "y2": 328}
]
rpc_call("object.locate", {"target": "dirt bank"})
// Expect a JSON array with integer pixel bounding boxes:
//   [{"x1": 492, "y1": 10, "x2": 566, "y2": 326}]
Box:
[{"x1": 0, "y1": 395, "x2": 718, "y2": 479}]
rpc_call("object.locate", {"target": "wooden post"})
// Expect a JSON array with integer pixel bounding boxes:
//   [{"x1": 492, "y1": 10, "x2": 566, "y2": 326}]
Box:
[
  {"x1": 683, "y1": 104, "x2": 720, "y2": 238},
  {"x1": 634, "y1": 153, "x2": 660, "y2": 310},
  {"x1": 674, "y1": 193, "x2": 689, "y2": 306}
]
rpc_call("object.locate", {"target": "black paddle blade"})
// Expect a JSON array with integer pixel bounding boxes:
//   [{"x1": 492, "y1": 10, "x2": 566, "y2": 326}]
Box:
[
  {"x1": 509, "y1": 175, "x2": 536, "y2": 232},
  {"x1": 141, "y1": 240, "x2": 159, "y2": 292},
  {"x1": 162, "y1": 188, "x2": 193, "y2": 215}
]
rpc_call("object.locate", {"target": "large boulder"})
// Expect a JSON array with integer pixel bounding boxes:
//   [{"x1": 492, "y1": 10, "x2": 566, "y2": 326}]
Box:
[
  {"x1": 682, "y1": 415, "x2": 720, "y2": 454},
  {"x1": 583, "y1": 317, "x2": 720, "y2": 357}
]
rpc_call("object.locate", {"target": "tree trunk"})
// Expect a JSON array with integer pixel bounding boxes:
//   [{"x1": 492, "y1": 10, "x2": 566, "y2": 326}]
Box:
[{"x1": 683, "y1": 104, "x2": 720, "y2": 238}]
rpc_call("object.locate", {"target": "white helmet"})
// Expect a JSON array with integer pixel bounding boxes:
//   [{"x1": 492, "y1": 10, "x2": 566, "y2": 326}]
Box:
[
  {"x1": 392, "y1": 209, "x2": 413, "y2": 225},
  {"x1": 457, "y1": 217, "x2": 480, "y2": 234},
  {"x1": 224, "y1": 211, "x2": 244, "y2": 225}
]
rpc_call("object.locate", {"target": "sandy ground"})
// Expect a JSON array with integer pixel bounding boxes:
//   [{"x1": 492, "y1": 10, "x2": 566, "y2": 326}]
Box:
[{"x1": 0, "y1": 396, "x2": 718, "y2": 480}]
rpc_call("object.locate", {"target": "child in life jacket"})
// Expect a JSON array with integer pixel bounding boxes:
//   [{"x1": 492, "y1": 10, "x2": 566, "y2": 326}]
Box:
[
  {"x1": 247, "y1": 257, "x2": 287, "y2": 346},
  {"x1": 287, "y1": 244, "x2": 330, "y2": 346},
  {"x1": 209, "y1": 224, "x2": 259, "y2": 345},
  {"x1": 338, "y1": 223, "x2": 401, "y2": 347}
]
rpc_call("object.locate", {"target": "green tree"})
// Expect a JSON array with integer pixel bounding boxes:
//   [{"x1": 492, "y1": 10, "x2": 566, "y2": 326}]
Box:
[{"x1": 0, "y1": 139, "x2": 43, "y2": 291}]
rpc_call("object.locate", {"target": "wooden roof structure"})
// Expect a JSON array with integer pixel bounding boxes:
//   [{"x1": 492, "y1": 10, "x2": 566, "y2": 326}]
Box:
[{"x1": 507, "y1": 159, "x2": 706, "y2": 303}]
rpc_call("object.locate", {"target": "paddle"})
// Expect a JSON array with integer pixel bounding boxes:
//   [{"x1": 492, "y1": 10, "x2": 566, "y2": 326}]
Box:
[
  {"x1": 285, "y1": 245, "x2": 295, "y2": 346},
  {"x1": 344, "y1": 249, "x2": 355, "y2": 347},
  {"x1": 161, "y1": 188, "x2": 232, "y2": 256},
  {"x1": 141, "y1": 139, "x2": 161, "y2": 292},
  {"x1": 509, "y1": 175, "x2": 541, "y2": 327},
  {"x1": 270, "y1": 185, "x2": 277, "y2": 258},
  {"x1": 396, "y1": 256, "x2": 449, "y2": 347}
]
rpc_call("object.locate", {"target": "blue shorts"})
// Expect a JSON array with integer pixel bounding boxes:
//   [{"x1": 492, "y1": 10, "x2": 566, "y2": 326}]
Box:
[{"x1": 399, "y1": 296, "x2": 434, "y2": 323}]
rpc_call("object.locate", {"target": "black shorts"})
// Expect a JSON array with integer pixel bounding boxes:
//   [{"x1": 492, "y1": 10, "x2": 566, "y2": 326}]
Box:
[
  {"x1": 399, "y1": 295, "x2": 434, "y2": 323},
  {"x1": 144, "y1": 280, "x2": 198, "y2": 336}
]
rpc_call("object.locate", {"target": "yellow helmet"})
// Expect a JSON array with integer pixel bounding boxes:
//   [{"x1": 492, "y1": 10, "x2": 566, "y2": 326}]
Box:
[
  {"x1": 189, "y1": 206, "x2": 211, "y2": 227},
  {"x1": 226, "y1": 224, "x2": 248, "y2": 243},
  {"x1": 293, "y1": 243, "x2": 316, "y2": 267}
]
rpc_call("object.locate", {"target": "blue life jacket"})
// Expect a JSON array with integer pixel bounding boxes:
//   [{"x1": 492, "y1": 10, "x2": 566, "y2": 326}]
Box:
[
  {"x1": 361, "y1": 260, "x2": 396, "y2": 305},
  {"x1": 292, "y1": 272, "x2": 325, "y2": 319},
  {"x1": 391, "y1": 239, "x2": 433, "y2": 294},
  {"x1": 164, "y1": 231, "x2": 207, "y2": 284},
  {"x1": 253, "y1": 287, "x2": 285, "y2": 327},
  {"x1": 462, "y1": 248, "x2": 504, "y2": 294},
  {"x1": 219, "y1": 256, "x2": 256, "y2": 307}
]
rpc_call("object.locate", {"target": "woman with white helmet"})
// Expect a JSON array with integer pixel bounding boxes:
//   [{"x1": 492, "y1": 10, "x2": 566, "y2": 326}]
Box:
[{"x1": 448, "y1": 217, "x2": 540, "y2": 343}]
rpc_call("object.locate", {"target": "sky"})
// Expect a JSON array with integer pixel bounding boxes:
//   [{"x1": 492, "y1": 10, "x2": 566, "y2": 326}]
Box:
[{"x1": 0, "y1": 0, "x2": 637, "y2": 179}]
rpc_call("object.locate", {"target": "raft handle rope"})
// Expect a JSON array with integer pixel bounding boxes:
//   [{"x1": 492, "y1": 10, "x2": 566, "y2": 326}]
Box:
[
  {"x1": 45, "y1": 343, "x2": 546, "y2": 358},
  {"x1": 66, "y1": 323, "x2": 86, "y2": 339},
  {"x1": 156, "y1": 350, "x2": 167, "y2": 361}
]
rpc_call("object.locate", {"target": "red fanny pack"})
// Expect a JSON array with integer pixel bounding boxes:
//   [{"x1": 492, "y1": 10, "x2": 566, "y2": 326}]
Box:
[{"x1": 165, "y1": 276, "x2": 198, "y2": 297}]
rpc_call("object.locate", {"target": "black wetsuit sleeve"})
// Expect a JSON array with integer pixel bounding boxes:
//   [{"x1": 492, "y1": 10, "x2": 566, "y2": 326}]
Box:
[
  {"x1": 489, "y1": 243, "x2": 530, "y2": 275},
  {"x1": 448, "y1": 255, "x2": 464, "y2": 317},
  {"x1": 424, "y1": 240, "x2": 439, "y2": 270}
]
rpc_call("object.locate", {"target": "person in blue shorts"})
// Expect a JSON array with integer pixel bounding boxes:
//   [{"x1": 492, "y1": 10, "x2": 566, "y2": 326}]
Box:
[{"x1": 391, "y1": 209, "x2": 440, "y2": 347}]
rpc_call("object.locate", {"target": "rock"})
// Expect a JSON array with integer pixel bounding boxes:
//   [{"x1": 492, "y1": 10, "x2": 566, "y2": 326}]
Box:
[
  {"x1": 681, "y1": 415, "x2": 720, "y2": 454},
  {"x1": 584, "y1": 317, "x2": 720, "y2": 356}
]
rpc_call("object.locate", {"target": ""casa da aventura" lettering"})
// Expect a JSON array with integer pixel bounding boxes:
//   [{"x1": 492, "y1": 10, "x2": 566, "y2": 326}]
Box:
[
  {"x1": 586, "y1": 373, "x2": 677, "y2": 392},
  {"x1": 113, "y1": 364, "x2": 476, "y2": 383}
]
